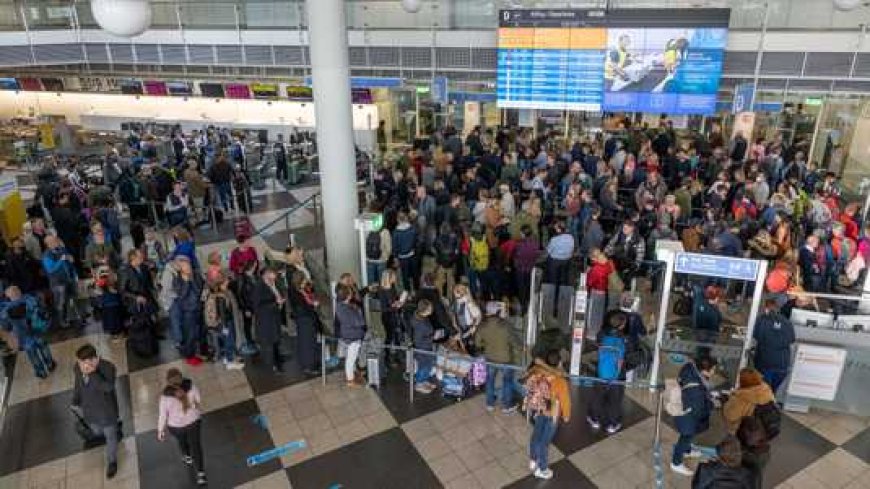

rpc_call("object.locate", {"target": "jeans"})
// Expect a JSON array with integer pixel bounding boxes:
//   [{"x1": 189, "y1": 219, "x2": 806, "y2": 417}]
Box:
[
  {"x1": 50, "y1": 283, "x2": 77, "y2": 328},
  {"x1": 345, "y1": 340, "x2": 362, "y2": 382},
  {"x1": 414, "y1": 351, "x2": 434, "y2": 385},
  {"x1": 761, "y1": 369, "x2": 788, "y2": 396},
  {"x1": 367, "y1": 261, "x2": 385, "y2": 286},
  {"x1": 168, "y1": 303, "x2": 184, "y2": 346},
  {"x1": 485, "y1": 366, "x2": 524, "y2": 408},
  {"x1": 672, "y1": 433, "x2": 694, "y2": 465},
  {"x1": 467, "y1": 267, "x2": 481, "y2": 297},
  {"x1": 588, "y1": 383, "x2": 624, "y2": 427},
  {"x1": 168, "y1": 419, "x2": 204, "y2": 472},
  {"x1": 89, "y1": 422, "x2": 119, "y2": 465},
  {"x1": 529, "y1": 415, "x2": 558, "y2": 470},
  {"x1": 217, "y1": 182, "x2": 234, "y2": 211},
  {"x1": 208, "y1": 322, "x2": 237, "y2": 362},
  {"x1": 180, "y1": 310, "x2": 202, "y2": 358}
]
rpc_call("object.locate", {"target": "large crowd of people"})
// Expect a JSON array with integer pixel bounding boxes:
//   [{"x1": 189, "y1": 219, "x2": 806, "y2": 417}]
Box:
[{"x1": 0, "y1": 116, "x2": 854, "y2": 486}]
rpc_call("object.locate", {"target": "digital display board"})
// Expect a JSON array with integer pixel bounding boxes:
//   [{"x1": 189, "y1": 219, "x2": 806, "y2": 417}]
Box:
[
  {"x1": 199, "y1": 82, "x2": 225, "y2": 98},
  {"x1": 497, "y1": 9, "x2": 730, "y2": 115},
  {"x1": 0, "y1": 78, "x2": 19, "y2": 90},
  {"x1": 224, "y1": 83, "x2": 252, "y2": 99},
  {"x1": 166, "y1": 81, "x2": 193, "y2": 96},
  {"x1": 286, "y1": 85, "x2": 313, "y2": 101},
  {"x1": 143, "y1": 80, "x2": 168, "y2": 96},
  {"x1": 41, "y1": 78, "x2": 64, "y2": 92},
  {"x1": 119, "y1": 79, "x2": 143, "y2": 95},
  {"x1": 251, "y1": 83, "x2": 278, "y2": 98}
]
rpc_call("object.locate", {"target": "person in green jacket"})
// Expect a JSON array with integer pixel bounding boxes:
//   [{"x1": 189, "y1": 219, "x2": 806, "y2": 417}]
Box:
[{"x1": 475, "y1": 301, "x2": 524, "y2": 413}]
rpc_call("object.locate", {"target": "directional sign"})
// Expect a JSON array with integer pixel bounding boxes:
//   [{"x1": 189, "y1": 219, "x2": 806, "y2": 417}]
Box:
[{"x1": 673, "y1": 252, "x2": 760, "y2": 281}]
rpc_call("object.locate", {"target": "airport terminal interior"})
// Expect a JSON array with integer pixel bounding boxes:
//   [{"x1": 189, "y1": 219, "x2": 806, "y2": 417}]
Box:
[{"x1": 3, "y1": 0, "x2": 870, "y2": 488}]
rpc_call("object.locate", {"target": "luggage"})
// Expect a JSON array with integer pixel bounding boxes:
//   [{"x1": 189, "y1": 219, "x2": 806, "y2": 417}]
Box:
[
  {"x1": 367, "y1": 356, "x2": 380, "y2": 388},
  {"x1": 24, "y1": 337, "x2": 55, "y2": 378},
  {"x1": 469, "y1": 357, "x2": 487, "y2": 388},
  {"x1": 129, "y1": 314, "x2": 158, "y2": 358},
  {"x1": 441, "y1": 373, "x2": 468, "y2": 400}
]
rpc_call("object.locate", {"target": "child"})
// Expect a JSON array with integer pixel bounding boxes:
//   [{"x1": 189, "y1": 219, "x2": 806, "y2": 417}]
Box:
[
  {"x1": 94, "y1": 266, "x2": 126, "y2": 340},
  {"x1": 0, "y1": 286, "x2": 55, "y2": 378},
  {"x1": 203, "y1": 273, "x2": 244, "y2": 370},
  {"x1": 587, "y1": 311, "x2": 627, "y2": 434},
  {"x1": 335, "y1": 284, "x2": 366, "y2": 387},
  {"x1": 411, "y1": 299, "x2": 435, "y2": 394}
]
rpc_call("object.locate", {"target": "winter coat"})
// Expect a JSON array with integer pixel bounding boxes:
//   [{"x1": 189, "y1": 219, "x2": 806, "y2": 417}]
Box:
[
  {"x1": 752, "y1": 311, "x2": 795, "y2": 372},
  {"x1": 335, "y1": 301, "x2": 366, "y2": 342},
  {"x1": 723, "y1": 383, "x2": 776, "y2": 433},
  {"x1": 254, "y1": 279, "x2": 284, "y2": 345},
  {"x1": 691, "y1": 461, "x2": 755, "y2": 489},
  {"x1": 674, "y1": 362, "x2": 713, "y2": 436}
]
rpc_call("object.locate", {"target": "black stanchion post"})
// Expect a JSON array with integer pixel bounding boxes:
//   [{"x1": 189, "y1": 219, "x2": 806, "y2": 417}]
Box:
[
  {"x1": 407, "y1": 346, "x2": 414, "y2": 404},
  {"x1": 321, "y1": 336, "x2": 327, "y2": 386}
]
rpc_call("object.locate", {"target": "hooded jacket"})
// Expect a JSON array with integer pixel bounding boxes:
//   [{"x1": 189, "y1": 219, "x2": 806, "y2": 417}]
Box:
[
  {"x1": 752, "y1": 311, "x2": 795, "y2": 371},
  {"x1": 675, "y1": 362, "x2": 713, "y2": 436},
  {"x1": 723, "y1": 383, "x2": 776, "y2": 433}
]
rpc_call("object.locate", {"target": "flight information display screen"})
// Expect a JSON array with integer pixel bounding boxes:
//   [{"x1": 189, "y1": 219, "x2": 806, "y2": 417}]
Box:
[{"x1": 497, "y1": 9, "x2": 730, "y2": 115}]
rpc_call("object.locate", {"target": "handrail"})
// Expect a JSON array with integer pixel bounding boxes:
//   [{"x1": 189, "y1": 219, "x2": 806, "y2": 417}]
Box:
[{"x1": 252, "y1": 191, "x2": 320, "y2": 238}]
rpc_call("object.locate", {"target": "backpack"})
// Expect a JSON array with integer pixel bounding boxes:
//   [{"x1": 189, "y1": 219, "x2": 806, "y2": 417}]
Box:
[
  {"x1": 469, "y1": 237, "x2": 489, "y2": 271},
  {"x1": 765, "y1": 268, "x2": 790, "y2": 294},
  {"x1": 753, "y1": 401, "x2": 782, "y2": 439},
  {"x1": 365, "y1": 231, "x2": 382, "y2": 260},
  {"x1": 523, "y1": 372, "x2": 553, "y2": 414},
  {"x1": 597, "y1": 334, "x2": 626, "y2": 381},
  {"x1": 118, "y1": 177, "x2": 142, "y2": 204},
  {"x1": 664, "y1": 377, "x2": 698, "y2": 417},
  {"x1": 435, "y1": 234, "x2": 459, "y2": 267}
]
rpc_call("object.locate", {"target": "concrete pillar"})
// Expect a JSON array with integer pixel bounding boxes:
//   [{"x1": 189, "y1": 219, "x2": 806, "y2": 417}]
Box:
[{"x1": 306, "y1": 0, "x2": 359, "y2": 283}]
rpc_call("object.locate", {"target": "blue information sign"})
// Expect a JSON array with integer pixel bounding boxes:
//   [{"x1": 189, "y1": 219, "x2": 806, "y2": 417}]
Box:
[
  {"x1": 674, "y1": 252, "x2": 759, "y2": 281},
  {"x1": 431, "y1": 76, "x2": 448, "y2": 104},
  {"x1": 304, "y1": 77, "x2": 402, "y2": 88},
  {"x1": 732, "y1": 82, "x2": 755, "y2": 113}
]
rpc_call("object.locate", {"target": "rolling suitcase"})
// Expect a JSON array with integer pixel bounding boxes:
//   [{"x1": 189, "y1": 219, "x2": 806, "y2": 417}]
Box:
[
  {"x1": 129, "y1": 314, "x2": 158, "y2": 358},
  {"x1": 24, "y1": 337, "x2": 55, "y2": 378}
]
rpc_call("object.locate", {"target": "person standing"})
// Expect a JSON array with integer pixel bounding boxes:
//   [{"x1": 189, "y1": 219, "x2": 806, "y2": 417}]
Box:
[
  {"x1": 172, "y1": 257, "x2": 205, "y2": 366},
  {"x1": 335, "y1": 284, "x2": 366, "y2": 387},
  {"x1": 587, "y1": 311, "x2": 627, "y2": 434},
  {"x1": 670, "y1": 356, "x2": 717, "y2": 477},
  {"x1": 475, "y1": 301, "x2": 523, "y2": 413},
  {"x1": 365, "y1": 225, "x2": 391, "y2": 289},
  {"x1": 255, "y1": 267, "x2": 288, "y2": 373},
  {"x1": 410, "y1": 299, "x2": 436, "y2": 394},
  {"x1": 524, "y1": 350, "x2": 571, "y2": 480},
  {"x1": 207, "y1": 156, "x2": 235, "y2": 212},
  {"x1": 157, "y1": 368, "x2": 207, "y2": 486},
  {"x1": 41, "y1": 235, "x2": 81, "y2": 329},
  {"x1": 752, "y1": 299, "x2": 796, "y2": 395},
  {"x1": 72, "y1": 344, "x2": 120, "y2": 479},
  {"x1": 273, "y1": 134, "x2": 288, "y2": 182}
]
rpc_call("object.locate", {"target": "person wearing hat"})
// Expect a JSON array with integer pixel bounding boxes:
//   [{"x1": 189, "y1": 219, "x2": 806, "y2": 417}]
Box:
[
  {"x1": 475, "y1": 301, "x2": 523, "y2": 413},
  {"x1": 411, "y1": 299, "x2": 436, "y2": 394}
]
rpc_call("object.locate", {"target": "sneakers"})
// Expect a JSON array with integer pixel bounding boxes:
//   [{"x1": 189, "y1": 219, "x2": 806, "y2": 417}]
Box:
[
  {"x1": 182, "y1": 455, "x2": 193, "y2": 465},
  {"x1": 670, "y1": 463, "x2": 694, "y2": 476},
  {"x1": 106, "y1": 462, "x2": 118, "y2": 479},
  {"x1": 586, "y1": 416, "x2": 601, "y2": 430},
  {"x1": 196, "y1": 472, "x2": 207, "y2": 486},
  {"x1": 185, "y1": 357, "x2": 203, "y2": 367},
  {"x1": 685, "y1": 449, "x2": 704, "y2": 459},
  {"x1": 605, "y1": 423, "x2": 622, "y2": 435},
  {"x1": 501, "y1": 405, "x2": 518, "y2": 415},
  {"x1": 485, "y1": 405, "x2": 496, "y2": 413},
  {"x1": 533, "y1": 468, "x2": 553, "y2": 480},
  {"x1": 528, "y1": 460, "x2": 537, "y2": 472},
  {"x1": 223, "y1": 360, "x2": 245, "y2": 370},
  {"x1": 415, "y1": 383, "x2": 435, "y2": 394}
]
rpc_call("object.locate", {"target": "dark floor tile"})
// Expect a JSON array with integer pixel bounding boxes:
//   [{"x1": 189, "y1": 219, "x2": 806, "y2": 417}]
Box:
[
  {"x1": 286, "y1": 427, "x2": 440, "y2": 489},
  {"x1": 546, "y1": 383, "x2": 650, "y2": 456},
  {"x1": 376, "y1": 369, "x2": 481, "y2": 424},
  {"x1": 761, "y1": 415, "x2": 835, "y2": 488},
  {"x1": 242, "y1": 336, "x2": 312, "y2": 397},
  {"x1": 137, "y1": 399, "x2": 280, "y2": 489},
  {"x1": 252, "y1": 191, "x2": 298, "y2": 214},
  {"x1": 0, "y1": 375, "x2": 134, "y2": 476},
  {"x1": 262, "y1": 224, "x2": 324, "y2": 252},
  {"x1": 843, "y1": 425, "x2": 870, "y2": 464},
  {"x1": 503, "y1": 459, "x2": 597, "y2": 489}
]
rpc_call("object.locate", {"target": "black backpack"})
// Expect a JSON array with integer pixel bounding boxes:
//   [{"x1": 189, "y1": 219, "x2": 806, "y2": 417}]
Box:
[
  {"x1": 435, "y1": 234, "x2": 458, "y2": 267},
  {"x1": 365, "y1": 231, "x2": 382, "y2": 260},
  {"x1": 753, "y1": 401, "x2": 782, "y2": 439}
]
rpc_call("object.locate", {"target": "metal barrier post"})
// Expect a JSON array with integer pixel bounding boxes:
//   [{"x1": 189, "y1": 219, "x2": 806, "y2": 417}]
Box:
[
  {"x1": 209, "y1": 206, "x2": 217, "y2": 231},
  {"x1": 653, "y1": 386, "x2": 665, "y2": 489},
  {"x1": 406, "y1": 347, "x2": 415, "y2": 404},
  {"x1": 321, "y1": 337, "x2": 327, "y2": 386},
  {"x1": 149, "y1": 201, "x2": 159, "y2": 227}
]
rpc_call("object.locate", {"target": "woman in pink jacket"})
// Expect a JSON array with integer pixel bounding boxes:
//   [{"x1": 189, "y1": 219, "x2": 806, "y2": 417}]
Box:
[{"x1": 158, "y1": 368, "x2": 207, "y2": 486}]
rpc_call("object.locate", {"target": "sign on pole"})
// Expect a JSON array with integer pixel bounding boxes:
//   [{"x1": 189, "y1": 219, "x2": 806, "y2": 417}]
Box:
[
  {"x1": 674, "y1": 252, "x2": 760, "y2": 281},
  {"x1": 732, "y1": 82, "x2": 755, "y2": 114}
]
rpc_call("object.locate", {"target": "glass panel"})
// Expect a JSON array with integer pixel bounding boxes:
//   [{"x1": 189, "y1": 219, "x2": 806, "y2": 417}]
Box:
[
  {"x1": 0, "y1": 1, "x2": 23, "y2": 31},
  {"x1": 242, "y1": 1, "x2": 300, "y2": 29},
  {"x1": 24, "y1": 1, "x2": 74, "y2": 30},
  {"x1": 178, "y1": 2, "x2": 237, "y2": 29},
  {"x1": 346, "y1": 1, "x2": 441, "y2": 29}
]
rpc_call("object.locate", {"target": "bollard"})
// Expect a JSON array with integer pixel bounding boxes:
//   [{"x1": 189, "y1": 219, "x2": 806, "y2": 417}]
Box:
[
  {"x1": 321, "y1": 336, "x2": 327, "y2": 386},
  {"x1": 406, "y1": 347, "x2": 414, "y2": 404}
]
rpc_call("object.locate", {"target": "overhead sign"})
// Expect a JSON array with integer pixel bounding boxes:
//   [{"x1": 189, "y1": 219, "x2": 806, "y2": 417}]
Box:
[
  {"x1": 304, "y1": 76, "x2": 402, "y2": 88},
  {"x1": 431, "y1": 76, "x2": 448, "y2": 104},
  {"x1": 787, "y1": 344, "x2": 847, "y2": 401},
  {"x1": 674, "y1": 252, "x2": 760, "y2": 281},
  {"x1": 732, "y1": 82, "x2": 755, "y2": 113}
]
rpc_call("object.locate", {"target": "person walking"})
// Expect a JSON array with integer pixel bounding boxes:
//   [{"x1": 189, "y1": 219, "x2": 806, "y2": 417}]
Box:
[
  {"x1": 524, "y1": 350, "x2": 571, "y2": 480},
  {"x1": 670, "y1": 355, "x2": 717, "y2": 477},
  {"x1": 72, "y1": 344, "x2": 121, "y2": 479},
  {"x1": 157, "y1": 368, "x2": 207, "y2": 486}
]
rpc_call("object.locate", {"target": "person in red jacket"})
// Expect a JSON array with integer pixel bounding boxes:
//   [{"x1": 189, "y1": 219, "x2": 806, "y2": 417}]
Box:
[
  {"x1": 229, "y1": 233, "x2": 259, "y2": 277},
  {"x1": 586, "y1": 248, "x2": 615, "y2": 339},
  {"x1": 840, "y1": 202, "x2": 860, "y2": 242}
]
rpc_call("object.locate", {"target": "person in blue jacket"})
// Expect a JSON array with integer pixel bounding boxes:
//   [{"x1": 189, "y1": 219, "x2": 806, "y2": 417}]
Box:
[
  {"x1": 752, "y1": 299, "x2": 796, "y2": 395},
  {"x1": 42, "y1": 235, "x2": 81, "y2": 329},
  {"x1": 671, "y1": 355, "x2": 717, "y2": 477},
  {"x1": 392, "y1": 212, "x2": 419, "y2": 292},
  {"x1": 0, "y1": 285, "x2": 55, "y2": 377}
]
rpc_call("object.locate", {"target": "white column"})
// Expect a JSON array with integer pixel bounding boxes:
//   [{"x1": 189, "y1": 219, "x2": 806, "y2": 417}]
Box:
[{"x1": 306, "y1": 0, "x2": 360, "y2": 283}]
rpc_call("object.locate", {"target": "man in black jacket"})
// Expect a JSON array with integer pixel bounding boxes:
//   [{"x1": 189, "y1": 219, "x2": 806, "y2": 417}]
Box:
[
  {"x1": 72, "y1": 344, "x2": 120, "y2": 479},
  {"x1": 752, "y1": 299, "x2": 796, "y2": 395}
]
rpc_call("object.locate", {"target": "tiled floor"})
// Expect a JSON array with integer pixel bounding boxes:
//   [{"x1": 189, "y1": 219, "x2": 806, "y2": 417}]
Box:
[{"x1": 3, "y1": 176, "x2": 870, "y2": 488}]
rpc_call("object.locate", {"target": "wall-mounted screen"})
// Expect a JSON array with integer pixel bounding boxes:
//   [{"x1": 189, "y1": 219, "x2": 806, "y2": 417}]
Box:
[
  {"x1": 286, "y1": 86, "x2": 313, "y2": 101},
  {"x1": 224, "y1": 83, "x2": 252, "y2": 99},
  {"x1": 18, "y1": 78, "x2": 43, "y2": 91},
  {"x1": 119, "y1": 79, "x2": 143, "y2": 95},
  {"x1": 166, "y1": 81, "x2": 193, "y2": 96},
  {"x1": 351, "y1": 88, "x2": 373, "y2": 104},
  {"x1": 0, "y1": 78, "x2": 19, "y2": 90},
  {"x1": 251, "y1": 83, "x2": 278, "y2": 98},
  {"x1": 497, "y1": 9, "x2": 730, "y2": 115},
  {"x1": 143, "y1": 80, "x2": 168, "y2": 96},
  {"x1": 200, "y1": 82, "x2": 225, "y2": 98},
  {"x1": 41, "y1": 77, "x2": 65, "y2": 92}
]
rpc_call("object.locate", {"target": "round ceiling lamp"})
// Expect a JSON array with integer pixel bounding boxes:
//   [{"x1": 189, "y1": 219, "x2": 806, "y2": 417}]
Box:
[
  {"x1": 90, "y1": 0, "x2": 153, "y2": 37},
  {"x1": 401, "y1": 0, "x2": 422, "y2": 14}
]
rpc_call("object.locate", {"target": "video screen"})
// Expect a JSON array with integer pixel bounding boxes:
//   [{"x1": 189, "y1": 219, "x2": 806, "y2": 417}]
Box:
[
  {"x1": 119, "y1": 79, "x2": 143, "y2": 95},
  {"x1": 199, "y1": 83, "x2": 225, "y2": 98},
  {"x1": 497, "y1": 9, "x2": 730, "y2": 115}
]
